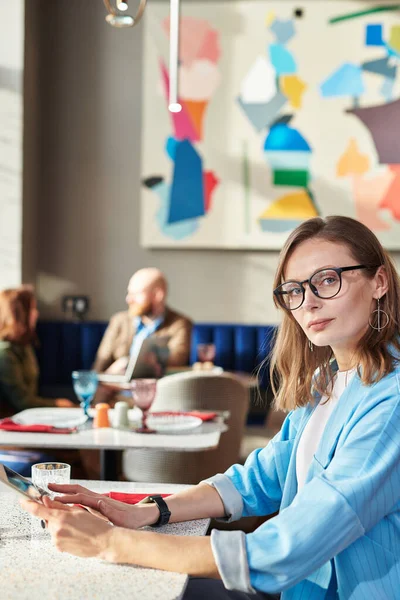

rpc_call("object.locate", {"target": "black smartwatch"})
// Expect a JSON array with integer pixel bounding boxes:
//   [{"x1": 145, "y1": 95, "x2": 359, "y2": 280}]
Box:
[{"x1": 141, "y1": 495, "x2": 171, "y2": 527}]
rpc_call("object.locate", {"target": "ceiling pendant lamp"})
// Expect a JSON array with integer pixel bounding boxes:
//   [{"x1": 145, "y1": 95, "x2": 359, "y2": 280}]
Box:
[{"x1": 103, "y1": 0, "x2": 147, "y2": 28}]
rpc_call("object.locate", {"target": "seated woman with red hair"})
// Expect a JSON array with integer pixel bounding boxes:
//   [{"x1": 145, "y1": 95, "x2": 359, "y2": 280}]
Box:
[{"x1": 0, "y1": 286, "x2": 73, "y2": 418}]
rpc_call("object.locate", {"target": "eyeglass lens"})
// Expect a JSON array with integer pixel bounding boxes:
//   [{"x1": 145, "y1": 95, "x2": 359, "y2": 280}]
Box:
[{"x1": 278, "y1": 269, "x2": 342, "y2": 309}]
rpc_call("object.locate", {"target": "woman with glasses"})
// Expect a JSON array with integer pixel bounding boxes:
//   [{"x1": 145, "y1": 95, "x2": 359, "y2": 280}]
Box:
[{"x1": 21, "y1": 216, "x2": 400, "y2": 599}]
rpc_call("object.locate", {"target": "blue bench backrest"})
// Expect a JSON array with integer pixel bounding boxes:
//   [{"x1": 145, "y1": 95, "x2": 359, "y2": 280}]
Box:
[{"x1": 36, "y1": 321, "x2": 276, "y2": 388}]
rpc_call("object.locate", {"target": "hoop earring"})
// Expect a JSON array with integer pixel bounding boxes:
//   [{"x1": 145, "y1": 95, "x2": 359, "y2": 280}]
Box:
[
  {"x1": 308, "y1": 340, "x2": 313, "y2": 352},
  {"x1": 369, "y1": 297, "x2": 389, "y2": 332}
]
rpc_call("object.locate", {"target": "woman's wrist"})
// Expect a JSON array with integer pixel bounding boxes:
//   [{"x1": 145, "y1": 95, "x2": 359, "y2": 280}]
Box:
[
  {"x1": 99, "y1": 526, "x2": 125, "y2": 562},
  {"x1": 136, "y1": 503, "x2": 160, "y2": 527}
]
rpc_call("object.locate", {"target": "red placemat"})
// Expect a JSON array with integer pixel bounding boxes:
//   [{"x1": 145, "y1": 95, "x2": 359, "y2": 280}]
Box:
[
  {"x1": 104, "y1": 492, "x2": 171, "y2": 504},
  {"x1": 150, "y1": 411, "x2": 217, "y2": 422},
  {"x1": 0, "y1": 418, "x2": 76, "y2": 434}
]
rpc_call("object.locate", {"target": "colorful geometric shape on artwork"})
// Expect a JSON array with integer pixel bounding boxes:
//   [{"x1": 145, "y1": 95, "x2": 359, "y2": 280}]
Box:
[
  {"x1": 258, "y1": 189, "x2": 317, "y2": 232},
  {"x1": 352, "y1": 170, "x2": 394, "y2": 231},
  {"x1": 180, "y1": 60, "x2": 221, "y2": 101},
  {"x1": 330, "y1": 6, "x2": 400, "y2": 25},
  {"x1": 336, "y1": 138, "x2": 370, "y2": 177},
  {"x1": 273, "y1": 169, "x2": 309, "y2": 186},
  {"x1": 160, "y1": 62, "x2": 199, "y2": 142},
  {"x1": 365, "y1": 24, "x2": 384, "y2": 46},
  {"x1": 265, "y1": 11, "x2": 276, "y2": 27},
  {"x1": 381, "y1": 77, "x2": 394, "y2": 101},
  {"x1": 165, "y1": 137, "x2": 178, "y2": 160},
  {"x1": 149, "y1": 180, "x2": 199, "y2": 240},
  {"x1": 168, "y1": 140, "x2": 205, "y2": 224},
  {"x1": 280, "y1": 75, "x2": 307, "y2": 108},
  {"x1": 162, "y1": 17, "x2": 213, "y2": 67},
  {"x1": 380, "y1": 166, "x2": 400, "y2": 220},
  {"x1": 384, "y1": 40, "x2": 400, "y2": 58},
  {"x1": 237, "y1": 93, "x2": 287, "y2": 132},
  {"x1": 142, "y1": 176, "x2": 164, "y2": 189},
  {"x1": 260, "y1": 190, "x2": 317, "y2": 219},
  {"x1": 270, "y1": 114, "x2": 294, "y2": 127},
  {"x1": 269, "y1": 44, "x2": 297, "y2": 75},
  {"x1": 198, "y1": 29, "x2": 221, "y2": 63},
  {"x1": 320, "y1": 63, "x2": 365, "y2": 97},
  {"x1": 264, "y1": 124, "x2": 312, "y2": 152},
  {"x1": 203, "y1": 170, "x2": 219, "y2": 212},
  {"x1": 362, "y1": 57, "x2": 397, "y2": 79},
  {"x1": 265, "y1": 150, "x2": 311, "y2": 170},
  {"x1": 270, "y1": 18, "x2": 296, "y2": 44},
  {"x1": 346, "y1": 98, "x2": 400, "y2": 164},
  {"x1": 181, "y1": 100, "x2": 207, "y2": 140},
  {"x1": 259, "y1": 218, "x2": 303, "y2": 233},
  {"x1": 389, "y1": 25, "x2": 400, "y2": 53},
  {"x1": 240, "y1": 56, "x2": 277, "y2": 104}
]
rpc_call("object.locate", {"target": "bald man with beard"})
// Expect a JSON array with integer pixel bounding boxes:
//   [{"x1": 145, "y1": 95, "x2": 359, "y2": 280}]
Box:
[{"x1": 93, "y1": 268, "x2": 192, "y2": 375}]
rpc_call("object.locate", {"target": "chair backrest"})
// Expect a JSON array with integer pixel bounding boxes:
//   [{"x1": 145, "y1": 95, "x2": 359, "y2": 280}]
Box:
[{"x1": 123, "y1": 372, "x2": 250, "y2": 484}]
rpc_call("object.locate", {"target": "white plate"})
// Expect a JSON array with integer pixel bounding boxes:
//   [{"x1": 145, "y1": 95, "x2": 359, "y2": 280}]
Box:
[
  {"x1": 146, "y1": 414, "x2": 203, "y2": 434},
  {"x1": 13, "y1": 408, "x2": 88, "y2": 429}
]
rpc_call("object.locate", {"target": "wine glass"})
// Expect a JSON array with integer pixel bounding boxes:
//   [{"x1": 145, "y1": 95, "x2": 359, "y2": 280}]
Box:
[
  {"x1": 72, "y1": 370, "x2": 98, "y2": 418},
  {"x1": 130, "y1": 379, "x2": 157, "y2": 433},
  {"x1": 197, "y1": 343, "x2": 216, "y2": 365}
]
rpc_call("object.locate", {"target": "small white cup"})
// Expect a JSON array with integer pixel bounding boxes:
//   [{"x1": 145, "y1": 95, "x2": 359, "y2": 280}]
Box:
[{"x1": 113, "y1": 401, "x2": 130, "y2": 428}]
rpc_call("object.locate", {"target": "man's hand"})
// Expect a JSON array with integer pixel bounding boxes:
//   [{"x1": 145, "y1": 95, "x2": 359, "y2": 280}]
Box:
[
  {"x1": 20, "y1": 495, "x2": 115, "y2": 559},
  {"x1": 55, "y1": 399, "x2": 76, "y2": 408},
  {"x1": 48, "y1": 483, "x2": 158, "y2": 529},
  {"x1": 105, "y1": 356, "x2": 130, "y2": 375}
]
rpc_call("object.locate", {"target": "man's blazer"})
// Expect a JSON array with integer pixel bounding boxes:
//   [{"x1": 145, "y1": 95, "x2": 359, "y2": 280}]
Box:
[{"x1": 93, "y1": 306, "x2": 192, "y2": 372}]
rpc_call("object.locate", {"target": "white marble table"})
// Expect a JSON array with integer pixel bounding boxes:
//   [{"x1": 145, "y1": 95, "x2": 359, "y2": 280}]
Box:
[
  {"x1": 0, "y1": 479, "x2": 209, "y2": 600},
  {"x1": 0, "y1": 408, "x2": 228, "y2": 480}
]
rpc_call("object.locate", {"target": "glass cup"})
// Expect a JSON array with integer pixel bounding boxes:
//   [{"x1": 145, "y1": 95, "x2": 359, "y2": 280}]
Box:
[
  {"x1": 130, "y1": 379, "x2": 157, "y2": 433},
  {"x1": 31, "y1": 462, "x2": 71, "y2": 495},
  {"x1": 197, "y1": 343, "x2": 216, "y2": 365},
  {"x1": 72, "y1": 370, "x2": 98, "y2": 418}
]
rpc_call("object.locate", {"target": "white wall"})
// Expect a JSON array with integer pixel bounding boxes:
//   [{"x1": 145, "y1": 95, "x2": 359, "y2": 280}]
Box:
[
  {"x1": 23, "y1": 1, "x2": 399, "y2": 324},
  {"x1": 0, "y1": 0, "x2": 24, "y2": 288}
]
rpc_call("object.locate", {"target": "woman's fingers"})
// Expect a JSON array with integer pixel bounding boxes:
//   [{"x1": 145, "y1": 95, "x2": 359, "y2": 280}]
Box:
[
  {"x1": 48, "y1": 483, "x2": 92, "y2": 494},
  {"x1": 54, "y1": 493, "x2": 103, "y2": 508},
  {"x1": 42, "y1": 495, "x2": 74, "y2": 511},
  {"x1": 20, "y1": 497, "x2": 54, "y2": 520}
]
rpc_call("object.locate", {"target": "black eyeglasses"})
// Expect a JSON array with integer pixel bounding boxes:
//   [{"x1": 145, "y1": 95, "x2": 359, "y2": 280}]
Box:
[{"x1": 274, "y1": 264, "x2": 379, "y2": 311}]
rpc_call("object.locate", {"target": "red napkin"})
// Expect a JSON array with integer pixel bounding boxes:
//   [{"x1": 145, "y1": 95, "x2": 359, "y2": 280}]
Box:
[
  {"x1": 105, "y1": 492, "x2": 171, "y2": 504},
  {"x1": 0, "y1": 418, "x2": 76, "y2": 434},
  {"x1": 150, "y1": 411, "x2": 217, "y2": 422}
]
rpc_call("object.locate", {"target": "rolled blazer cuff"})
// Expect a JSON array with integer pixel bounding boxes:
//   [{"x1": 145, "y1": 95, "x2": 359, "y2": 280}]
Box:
[
  {"x1": 201, "y1": 473, "x2": 243, "y2": 522},
  {"x1": 211, "y1": 529, "x2": 256, "y2": 594}
]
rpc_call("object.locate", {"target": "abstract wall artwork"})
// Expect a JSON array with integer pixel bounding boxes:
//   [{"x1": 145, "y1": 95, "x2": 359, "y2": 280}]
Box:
[
  {"x1": 0, "y1": 0, "x2": 24, "y2": 285},
  {"x1": 141, "y1": 2, "x2": 400, "y2": 249}
]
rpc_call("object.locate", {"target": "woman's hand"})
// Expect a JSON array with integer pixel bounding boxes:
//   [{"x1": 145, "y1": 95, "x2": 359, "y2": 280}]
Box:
[
  {"x1": 48, "y1": 483, "x2": 158, "y2": 529},
  {"x1": 55, "y1": 398, "x2": 76, "y2": 408},
  {"x1": 20, "y1": 495, "x2": 115, "y2": 559}
]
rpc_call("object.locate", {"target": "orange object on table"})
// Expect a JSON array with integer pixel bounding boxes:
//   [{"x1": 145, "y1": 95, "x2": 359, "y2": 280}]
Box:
[{"x1": 93, "y1": 403, "x2": 110, "y2": 428}]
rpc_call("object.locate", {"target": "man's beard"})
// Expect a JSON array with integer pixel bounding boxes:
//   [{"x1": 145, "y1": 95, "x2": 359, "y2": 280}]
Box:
[{"x1": 128, "y1": 300, "x2": 153, "y2": 317}]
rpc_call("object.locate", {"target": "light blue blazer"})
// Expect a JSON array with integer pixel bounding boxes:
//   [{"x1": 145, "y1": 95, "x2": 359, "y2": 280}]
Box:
[{"x1": 207, "y1": 363, "x2": 400, "y2": 598}]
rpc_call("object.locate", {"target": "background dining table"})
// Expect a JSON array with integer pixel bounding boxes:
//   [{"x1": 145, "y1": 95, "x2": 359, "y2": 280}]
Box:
[
  {"x1": 0, "y1": 479, "x2": 210, "y2": 600},
  {"x1": 0, "y1": 407, "x2": 228, "y2": 480}
]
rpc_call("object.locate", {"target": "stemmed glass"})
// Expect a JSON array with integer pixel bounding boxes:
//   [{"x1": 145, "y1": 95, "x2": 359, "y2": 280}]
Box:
[
  {"x1": 72, "y1": 370, "x2": 98, "y2": 419},
  {"x1": 197, "y1": 343, "x2": 216, "y2": 365},
  {"x1": 130, "y1": 379, "x2": 157, "y2": 433}
]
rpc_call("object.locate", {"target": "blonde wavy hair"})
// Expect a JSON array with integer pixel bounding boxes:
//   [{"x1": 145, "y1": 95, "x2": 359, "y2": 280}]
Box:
[{"x1": 269, "y1": 216, "x2": 400, "y2": 412}]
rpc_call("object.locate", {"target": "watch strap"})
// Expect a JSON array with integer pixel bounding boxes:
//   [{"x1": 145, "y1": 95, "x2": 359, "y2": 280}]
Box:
[{"x1": 139, "y1": 495, "x2": 171, "y2": 527}]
